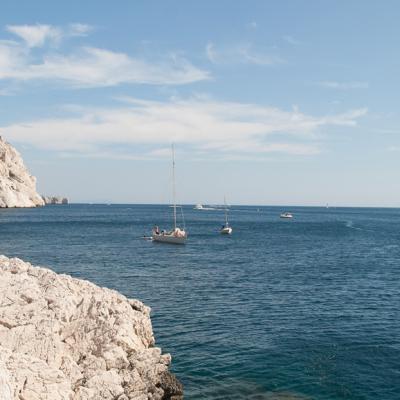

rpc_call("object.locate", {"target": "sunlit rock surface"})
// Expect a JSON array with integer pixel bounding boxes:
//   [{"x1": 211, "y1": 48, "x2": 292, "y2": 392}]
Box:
[
  {"x1": 0, "y1": 136, "x2": 44, "y2": 208},
  {"x1": 42, "y1": 196, "x2": 69, "y2": 205},
  {"x1": 0, "y1": 256, "x2": 183, "y2": 400}
]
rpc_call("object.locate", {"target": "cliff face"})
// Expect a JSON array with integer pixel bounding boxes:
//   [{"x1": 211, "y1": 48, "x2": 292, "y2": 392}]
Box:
[
  {"x1": 42, "y1": 196, "x2": 69, "y2": 205},
  {"x1": 0, "y1": 256, "x2": 183, "y2": 400},
  {"x1": 0, "y1": 137, "x2": 44, "y2": 208}
]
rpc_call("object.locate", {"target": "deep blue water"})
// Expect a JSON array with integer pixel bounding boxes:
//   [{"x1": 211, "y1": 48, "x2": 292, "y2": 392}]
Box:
[{"x1": 0, "y1": 204, "x2": 399, "y2": 399}]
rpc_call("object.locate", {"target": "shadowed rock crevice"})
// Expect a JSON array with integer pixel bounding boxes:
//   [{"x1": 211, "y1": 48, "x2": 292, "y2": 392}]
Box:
[{"x1": 157, "y1": 371, "x2": 184, "y2": 400}]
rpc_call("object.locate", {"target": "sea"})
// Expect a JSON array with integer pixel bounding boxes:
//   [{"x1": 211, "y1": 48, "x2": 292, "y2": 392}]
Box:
[{"x1": 0, "y1": 204, "x2": 399, "y2": 400}]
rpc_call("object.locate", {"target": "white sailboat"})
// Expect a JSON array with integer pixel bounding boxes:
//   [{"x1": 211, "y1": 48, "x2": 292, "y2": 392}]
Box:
[
  {"x1": 220, "y1": 197, "x2": 232, "y2": 235},
  {"x1": 152, "y1": 145, "x2": 187, "y2": 244}
]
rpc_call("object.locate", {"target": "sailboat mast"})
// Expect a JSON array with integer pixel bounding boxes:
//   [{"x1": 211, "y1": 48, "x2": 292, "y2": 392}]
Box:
[
  {"x1": 172, "y1": 144, "x2": 177, "y2": 230},
  {"x1": 224, "y1": 196, "x2": 228, "y2": 225}
]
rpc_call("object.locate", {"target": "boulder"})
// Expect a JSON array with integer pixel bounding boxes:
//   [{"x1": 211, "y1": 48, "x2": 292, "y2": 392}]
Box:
[{"x1": 0, "y1": 256, "x2": 183, "y2": 400}]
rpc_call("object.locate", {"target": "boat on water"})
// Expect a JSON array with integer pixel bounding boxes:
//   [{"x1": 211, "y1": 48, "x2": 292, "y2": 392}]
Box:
[
  {"x1": 194, "y1": 203, "x2": 216, "y2": 210},
  {"x1": 220, "y1": 197, "x2": 232, "y2": 235},
  {"x1": 152, "y1": 145, "x2": 187, "y2": 245},
  {"x1": 280, "y1": 212, "x2": 293, "y2": 219},
  {"x1": 152, "y1": 225, "x2": 186, "y2": 244}
]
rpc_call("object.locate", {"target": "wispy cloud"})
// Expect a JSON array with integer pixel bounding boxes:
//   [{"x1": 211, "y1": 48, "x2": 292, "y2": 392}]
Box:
[
  {"x1": 0, "y1": 40, "x2": 27, "y2": 77},
  {"x1": 239, "y1": 44, "x2": 284, "y2": 65},
  {"x1": 6, "y1": 24, "x2": 62, "y2": 47},
  {"x1": 68, "y1": 23, "x2": 93, "y2": 37},
  {"x1": 6, "y1": 23, "x2": 94, "y2": 48},
  {"x1": 9, "y1": 47, "x2": 209, "y2": 87},
  {"x1": 283, "y1": 35, "x2": 303, "y2": 46},
  {"x1": 206, "y1": 42, "x2": 284, "y2": 66},
  {"x1": 206, "y1": 43, "x2": 218, "y2": 64},
  {"x1": 317, "y1": 81, "x2": 369, "y2": 90},
  {"x1": 0, "y1": 24, "x2": 209, "y2": 87},
  {"x1": 0, "y1": 96, "x2": 367, "y2": 158}
]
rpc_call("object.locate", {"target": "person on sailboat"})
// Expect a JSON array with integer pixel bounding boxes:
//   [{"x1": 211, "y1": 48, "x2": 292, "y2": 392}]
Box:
[{"x1": 154, "y1": 225, "x2": 160, "y2": 235}]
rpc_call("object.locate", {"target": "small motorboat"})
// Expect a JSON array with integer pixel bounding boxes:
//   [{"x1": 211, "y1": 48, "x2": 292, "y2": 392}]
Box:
[
  {"x1": 194, "y1": 204, "x2": 216, "y2": 210},
  {"x1": 280, "y1": 212, "x2": 293, "y2": 219}
]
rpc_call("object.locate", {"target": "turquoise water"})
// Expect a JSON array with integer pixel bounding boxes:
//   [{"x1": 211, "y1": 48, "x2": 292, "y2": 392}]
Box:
[{"x1": 0, "y1": 204, "x2": 399, "y2": 399}]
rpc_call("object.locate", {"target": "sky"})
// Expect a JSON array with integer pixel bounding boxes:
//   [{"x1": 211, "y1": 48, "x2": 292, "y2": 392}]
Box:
[{"x1": 0, "y1": 0, "x2": 399, "y2": 206}]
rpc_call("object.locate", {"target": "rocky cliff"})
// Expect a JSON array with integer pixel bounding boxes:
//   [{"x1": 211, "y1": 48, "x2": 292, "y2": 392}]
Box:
[
  {"x1": 0, "y1": 137, "x2": 44, "y2": 208},
  {"x1": 0, "y1": 256, "x2": 183, "y2": 400},
  {"x1": 42, "y1": 196, "x2": 69, "y2": 205}
]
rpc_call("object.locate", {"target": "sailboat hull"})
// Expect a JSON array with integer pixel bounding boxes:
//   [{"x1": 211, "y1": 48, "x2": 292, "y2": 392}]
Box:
[
  {"x1": 152, "y1": 234, "x2": 187, "y2": 244},
  {"x1": 220, "y1": 227, "x2": 232, "y2": 235},
  {"x1": 152, "y1": 228, "x2": 187, "y2": 244}
]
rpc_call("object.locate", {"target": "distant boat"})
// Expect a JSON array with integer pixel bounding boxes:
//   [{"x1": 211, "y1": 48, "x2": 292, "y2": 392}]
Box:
[
  {"x1": 280, "y1": 212, "x2": 293, "y2": 219},
  {"x1": 220, "y1": 197, "x2": 232, "y2": 235},
  {"x1": 194, "y1": 204, "x2": 216, "y2": 211},
  {"x1": 152, "y1": 145, "x2": 187, "y2": 244}
]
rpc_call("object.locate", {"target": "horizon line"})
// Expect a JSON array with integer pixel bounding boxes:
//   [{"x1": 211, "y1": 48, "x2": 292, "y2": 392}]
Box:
[{"x1": 55, "y1": 202, "x2": 400, "y2": 209}]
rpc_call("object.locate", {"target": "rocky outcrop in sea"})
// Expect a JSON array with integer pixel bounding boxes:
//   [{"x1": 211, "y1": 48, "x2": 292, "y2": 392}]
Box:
[
  {"x1": 0, "y1": 136, "x2": 44, "y2": 208},
  {"x1": 0, "y1": 256, "x2": 183, "y2": 400},
  {"x1": 42, "y1": 196, "x2": 69, "y2": 205}
]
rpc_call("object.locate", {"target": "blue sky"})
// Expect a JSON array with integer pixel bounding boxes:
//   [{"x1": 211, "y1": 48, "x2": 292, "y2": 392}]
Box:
[{"x1": 0, "y1": 0, "x2": 399, "y2": 206}]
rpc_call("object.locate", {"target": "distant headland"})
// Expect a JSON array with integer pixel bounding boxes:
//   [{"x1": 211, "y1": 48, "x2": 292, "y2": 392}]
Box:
[
  {"x1": 42, "y1": 195, "x2": 69, "y2": 205},
  {"x1": 0, "y1": 136, "x2": 69, "y2": 208},
  {"x1": 0, "y1": 136, "x2": 44, "y2": 208}
]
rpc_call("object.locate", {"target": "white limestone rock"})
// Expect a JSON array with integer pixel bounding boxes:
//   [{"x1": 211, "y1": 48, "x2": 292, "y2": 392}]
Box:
[
  {"x1": 0, "y1": 256, "x2": 183, "y2": 400},
  {"x1": 42, "y1": 196, "x2": 69, "y2": 205},
  {"x1": 0, "y1": 136, "x2": 44, "y2": 208}
]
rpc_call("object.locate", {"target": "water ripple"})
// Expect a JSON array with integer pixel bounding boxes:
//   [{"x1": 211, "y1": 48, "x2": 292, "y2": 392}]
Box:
[{"x1": 0, "y1": 205, "x2": 399, "y2": 399}]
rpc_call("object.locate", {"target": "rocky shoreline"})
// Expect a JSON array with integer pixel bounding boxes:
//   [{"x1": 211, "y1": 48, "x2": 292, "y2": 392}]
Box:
[{"x1": 0, "y1": 256, "x2": 183, "y2": 400}]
